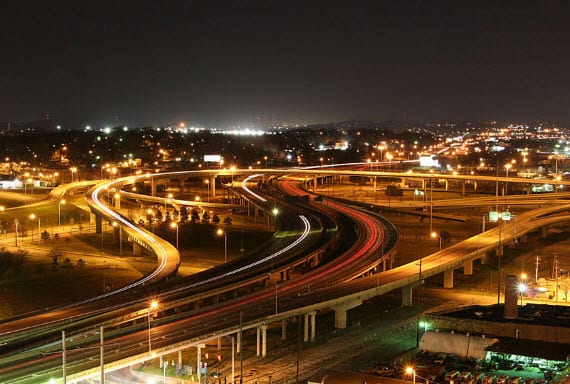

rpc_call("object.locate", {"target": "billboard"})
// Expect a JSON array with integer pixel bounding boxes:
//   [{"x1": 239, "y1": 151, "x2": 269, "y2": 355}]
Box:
[{"x1": 204, "y1": 155, "x2": 222, "y2": 163}]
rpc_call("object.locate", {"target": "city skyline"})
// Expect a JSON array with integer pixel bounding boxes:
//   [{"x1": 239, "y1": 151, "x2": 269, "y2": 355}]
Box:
[{"x1": 2, "y1": 1, "x2": 570, "y2": 127}]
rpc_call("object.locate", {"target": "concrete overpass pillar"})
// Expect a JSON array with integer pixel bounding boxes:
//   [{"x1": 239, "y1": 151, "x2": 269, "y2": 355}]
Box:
[
  {"x1": 462, "y1": 182, "x2": 466, "y2": 197},
  {"x1": 373, "y1": 177, "x2": 377, "y2": 192},
  {"x1": 160, "y1": 355, "x2": 164, "y2": 368},
  {"x1": 444, "y1": 269, "x2": 454, "y2": 288},
  {"x1": 309, "y1": 310, "x2": 317, "y2": 341},
  {"x1": 133, "y1": 242, "x2": 142, "y2": 256},
  {"x1": 113, "y1": 225, "x2": 120, "y2": 244},
  {"x1": 303, "y1": 313, "x2": 309, "y2": 342},
  {"x1": 197, "y1": 343, "x2": 205, "y2": 384},
  {"x1": 520, "y1": 234, "x2": 528, "y2": 243},
  {"x1": 463, "y1": 259, "x2": 473, "y2": 275},
  {"x1": 281, "y1": 319, "x2": 287, "y2": 340},
  {"x1": 95, "y1": 215, "x2": 102, "y2": 234},
  {"x1": 210, "y1": 176, "x2": 216, "y2": 198},
  {"x1": 473, "y1": 181, "x2": 478, "y2": 191},
  {"x1": 402, "y1": 286, "x2": 413, "y2": 306},
  {"x1": 333, "y1": 300, "x2": 362, "y2": 329},
  {"x1": 151, "y1": 178, "x2": 156, "y2": 197},
  {"x1": 236, "y1": 329, "x2": 241, "y2": 353},
  {"x1": 480, "y1": 251, "x2": 490, "y2": 265},
  {"x1": 444, "y1": 179, "x2": 449, "y2": 191},
  {"x1": 218, "y1": 337, "x2": 222, "y2": 351},
  {"x1": 541, "y1": 227, "x2": 548, "y2": 238},
  {"x1": 114, "y1": 193, "x2": 121, "y2": 210},
  {"x1": 261, "y1": 324, "x2": 267, "y2": 357},
  {"x1": 178, "y1": 350, "x2": 182, "y2": 368}
]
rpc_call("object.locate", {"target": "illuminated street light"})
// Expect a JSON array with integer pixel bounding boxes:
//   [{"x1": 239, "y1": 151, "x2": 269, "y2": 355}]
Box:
[
  {"x1": 272, "y1": 207, "x2": 279, "y2": 231},
  {"x1": 217, "y1": 228, "x2": 227, "y2": 262},
  {"x1": 386, "y1": 153, "x2": 393, "y2": 170},
  {"x1": 431, "y1": 231, "x2": 442, "y2": 251},
  {"x1": 29, "y1": 213, "x2": 40, "y2": 242},
  {"x1": 70, "y1": 167, "x2": 77, "y2": 183},
  {"x1": 148, "y1": 300, "x2": 158, "y2": 354},
  {"x1": 58, "y1": 199, "x2": 66, "y2": 228},
  {"x1": 406, "y1": 366, "x2": 416, "y2": 384},
  {"x1": 170, "y1": 222, "x2": 179, "y2": 249},
  {"x1": 518, "y1": 282, "x2": 527, "y2": 308},
  {"x1": 204, "y1": 179, "x2": 210, "y2": 202},
  {"x1": 504, "y1": 163, "x2": 512, "y2": 209}
]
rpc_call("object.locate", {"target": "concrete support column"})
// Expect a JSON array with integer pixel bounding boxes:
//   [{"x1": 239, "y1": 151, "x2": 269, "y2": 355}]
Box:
[
  {"x1": 444, "y1": 179, "x2": 449, "y2": 191},
  {"x1": 473, "y1": 181, "x2": 478, "y2": 191},
  {"x1": 520, "y1": 234, "x2": 528, "y2": 243},
  {"x1": 462, "y1": 182, "x2": 466, "y2": 197},
  {"x1": 480, "y1": 251, "x2": 490, "y2": 265},
  {"x1": 402, "y1": 286, "x2": 413, "y2": 306},
  {"x1": 236, "y1": 329, "x2": 241, "y2": 353},
  {"x1": 151, "y1": 178, "x2": 156, "y2": 197},
  {"x1": 463, "y1": 259, "x2": 473, "y2": 275},
  {"x1": 373, "y1": 177, "x2": 377, "y2": 192},
  {"x1": 256, "y1": 326, "x2": 261, "y2": 356},
  {"x1": 160, "y1": 355, "x2": 164, "y2": 368},
  {"x1": 197, "y1": 343, "x2": 205, "y2": 384},
  {"x1": 114, "y1": 194, "x2": 121, "y2": 210},
  {"x1": 333, "y1": 300, "x2": 362, "y2": 328},
  {"x1": 497, "y1": 244, "x2": 504, "y2": 256},
  {"x1": 281, "y1": 319, "x2": 287, "y2": 340},
  {"x1": 303, "y1": 313, "x2": 309, "y2": 342},
  {"x1": 95, "y1": 215, "x2": 102, "y2": 234},
  {"x1": 178, "y1": 350, "x2": 182, "y2": 368},
  {"x1": 218, "y1": 337, "x2": 222, "y2": 351},
  {"x1": 133, "y1": 242, "x2": 142, "y2": 256},
  {"x1": 444, "y1": 269, "x2": 454, "y2": 288},
  {"x1": 261, "y1": 324, "x2": 267, "y2": 357},
  {"x1": 541, "y1": 227, "x2": 548, "y2": 239},
  {"x1": 313, "y1": 177, "x2": 317, "y2": 192},
  {"x1": 113, "y1": 225, "x2": 120, "y2": 244},
  {"x1": 210, "y1": 176, "x2": 216, "y2": 198},
  {"x1": 309, "y1": 311, "x2": 317, "y2": 342}
]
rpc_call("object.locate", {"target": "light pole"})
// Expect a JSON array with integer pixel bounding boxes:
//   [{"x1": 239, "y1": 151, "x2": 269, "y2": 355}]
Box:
[
  {"x1": 205, "y1": 179, "x2": 210, "y2": 202},
  {"x1": 217, "y1": 228, "x2": 227, "y2": 262},
  {"x1": 70, "y1": 167, "x2": 77, "y2": 183},
  {"x1": 58, "y1": 199, "x2": 66, "y2": 228},
  {"x1": 406, "y1": 366, "x2": 416, "y2": 384},
  {"x1": 431, "y1": 231, "x2": 442, "y2": 251},
  {"x1": 518, "y1": 282, "x2": 527, "y2": 309},
  {"x1": 170, "y1": 222, "x2": 179, "y2": 249},
  {"x1": 272, "y1": 207, "x2": 279, "y2": 231},
  {"x1": 148, "y1": 300, "x2": 158, "y2": 354},
  {"x1": 504, "y1": 163, "x2": 512, "y2": 210},
  {"x1": 386, "y1": 153, "x2": 393, "y2": 171},
  {"x1": 29, "y1": 213, "x2": 37, "y2": 242},
  {"x1": 163, "y1": 360, "x2": 168, "y2": 383}
]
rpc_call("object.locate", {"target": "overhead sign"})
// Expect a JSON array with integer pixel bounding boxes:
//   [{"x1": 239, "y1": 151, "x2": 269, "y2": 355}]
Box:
[
  {"x1": 488, "y1": 211, "x2": 499, "y2": 222},
  {"x1": 204, "y1": 154, "x2": 221, "y2": 163},
  {"x1": 488, "y1": 211, "x2": 511, "y2": 222}
]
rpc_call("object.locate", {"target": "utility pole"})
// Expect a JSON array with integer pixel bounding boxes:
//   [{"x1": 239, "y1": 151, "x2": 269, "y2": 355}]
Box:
[{"x1": 535, "y1": 255, "x2": 540, "y2": 282}]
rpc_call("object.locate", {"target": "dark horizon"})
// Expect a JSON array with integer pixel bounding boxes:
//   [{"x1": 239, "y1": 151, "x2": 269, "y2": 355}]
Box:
[{"x1": 2, "y1": 1, "x2": 570, "y2": 128}]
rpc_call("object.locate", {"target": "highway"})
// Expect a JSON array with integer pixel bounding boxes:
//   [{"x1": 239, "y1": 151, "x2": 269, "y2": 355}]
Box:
[{"x1": 0, "y1": 167, "x2": 569, "y2": 383}]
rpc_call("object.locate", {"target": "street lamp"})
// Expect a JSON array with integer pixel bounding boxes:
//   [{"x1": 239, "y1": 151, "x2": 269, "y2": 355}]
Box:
[
  {"x1": 170, "y1": 222, "x2": 179, "y2": 249},
  {"x1": 58, "y1": 199, "x2": 66, "y2": 228},
  {"x1": 217, "y1": 228, "x2": 227, "y2": 262},
  {"x1": 272, "y1": 207, "x2": 279, "y2": 231},
  {"x1": 70, "y1": 167, "x2": 77, "y2": 183},
  {"x1": 406, "y1": 366, "x2": 417, "y2": 384},
  {"x1": 431, "y1": 231, "x2": 442, "y2": 251},
  {"x1": 517, "y1": 282, "x2": 527, "y2": 309},
  {"x1": 504, "y1": 163, "x2": 512, "y2": 209},
  {"x1": 204, "y1": 179, "x2": 210, "y2": 202},
  {"x1": 29, "y1": 213, "x2": 39, "y2": 242},
  {"x1": 386, "y1": 153, "x2": 393, "y2": 170},
  {"x1": 148, "y1": 300, "x2": 158, "y2": 354}
]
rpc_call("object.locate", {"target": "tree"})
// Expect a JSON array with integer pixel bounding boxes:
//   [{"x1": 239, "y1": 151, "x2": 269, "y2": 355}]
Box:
[
  {"x1": 49, "y1": 248, "x2": 62, "y2": 265},
  {"x1": 62, "y1": 257, "x2": 73, "y2": 270},
  {"x1": 41, "y1": 230, "x2": 50, "y2": 243},
  {"x1": 77, "y1": 258, "x2": 86, "y2": 271}
]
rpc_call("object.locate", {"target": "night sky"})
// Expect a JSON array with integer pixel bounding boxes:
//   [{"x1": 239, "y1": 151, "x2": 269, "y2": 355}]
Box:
[{"x1": 2, "y1": 1, "x2": 570, "y2": 128}]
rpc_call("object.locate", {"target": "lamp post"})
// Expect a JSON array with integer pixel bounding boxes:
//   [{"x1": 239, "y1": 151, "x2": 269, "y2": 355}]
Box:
[
  {"x1": 205, "y1": 179, "x2": 210, "y2": 202},
  {"x1": 217, "y1": 228, "x2": 227, "y2": 262},
  {"x1": 163, "y1": 360, "x2": 168, "y2": 384},
  {"x1": 386, "y1": 153, "x2": 393, "y2": 171},
  {"x1": 170, "y1": 222, "x2": 179, "y2": 249},
  {"x1": 29, "y1": 213, "x2": 38, "y2": 242},
  {"x1": 406, "y1": 366, "x2": 416, "y2": 384},
  {"x1": 70, "y1": 167, "x2": 77, "y2": 183},
  {"x1": 58, "y1": 199, "x2": 66, "y2": 228},
  {"x1": 504, "y1": 163, "x2": 512, "y2": 210},
  {"x1": 148, "y1": 300, "x2": 158, "y2": 354},
  {"x1": 431, "y1": 231, "x2": 442, "y2": 251},
  {"x1": 272, "y1": 207, "x2": 279, "y2": 231}
]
